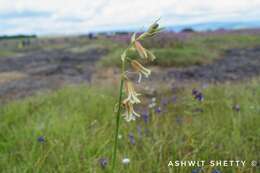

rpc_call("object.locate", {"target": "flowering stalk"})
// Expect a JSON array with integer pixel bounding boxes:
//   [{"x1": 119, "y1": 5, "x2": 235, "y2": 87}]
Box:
[
  {"x1": 111, "y1": 20, "x2": 162, "y2": 172},
  {"x1": 111, "y1": 59, "x2": 125, "y2": 172}
]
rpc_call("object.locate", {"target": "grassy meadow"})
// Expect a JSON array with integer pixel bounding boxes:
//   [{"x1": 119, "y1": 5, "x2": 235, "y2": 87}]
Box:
[
  {"x1": 0, "y1": 30, "x2": 260, "y2": 173},
  {"x1": 0, "y1": 80, "x2": 259, "y2": 172}
]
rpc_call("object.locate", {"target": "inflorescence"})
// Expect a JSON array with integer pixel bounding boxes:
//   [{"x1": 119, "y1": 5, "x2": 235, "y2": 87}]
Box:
[{"x1": 120, "y1": 20, "x2": 163, "y2": 122}]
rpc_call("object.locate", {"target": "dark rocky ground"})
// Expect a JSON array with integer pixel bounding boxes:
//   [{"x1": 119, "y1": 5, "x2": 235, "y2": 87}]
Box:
[
  {"x1": 0, "y1": 48, "x2": 107, "y2": 102},
  {"x1": 0, "y1": 46, "x2": 260, "y2": 102},
  {"x1": 164, "y1": 47, "x2": 260, "y2": 82}
]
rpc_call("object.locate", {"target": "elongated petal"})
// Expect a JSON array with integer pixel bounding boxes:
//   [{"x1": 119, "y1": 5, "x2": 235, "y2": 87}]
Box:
[
  {"x1": 121, "y1": 51, "x2": 127, "y2": 61},
  {"x1": 133, "y1": 110, "x2": 140, "y2": 117},
  {"x1": 131, "y1": 33, "x2": 136, "y2": 43},
  {"x1": 131, "y1": 60, "x2": 151, "y2": 77},
  {"x1": 122, "y1": 101, "x2": 139, "y2": 122},
  {"x1": 124, "y1": 80, "x2": 141, "y2": 104},
  {"x1": 134, "y1": 41, "x2": 147, "y2": 59},
  {"x1": 147, "y1": 50, "x2": 156, "y2": 61},
  {"x1": 137, "y1": 73, "x2": 142, "y2": 83}
]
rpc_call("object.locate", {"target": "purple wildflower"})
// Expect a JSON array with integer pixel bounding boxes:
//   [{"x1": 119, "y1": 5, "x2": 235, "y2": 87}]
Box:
[
  {"x1": 192, "y1": 89, "x2": 204, "y2": 102},
  {"x1": 195, "y1": 93, "x2": 204, "y2": 101},
  {"x1": 37, "y1": 136, "x2": 45, "y2": 143},
  {"x1": 155, "y1": 107, "x2": 162, "y2": 113},
  {"x1": 212, "y1": 169, "x2": 221, "y2": 173},
  {"x1": 191, "y1": 168, "x2": 202, "y2": 173},
  {"x1": 99, "y1": 158, "x2": 108, "y2": 169},
  {"x1": 141, "y1": 111, "x2": 149, "y2": 123},
  {"x1": 128, "y1": 133, "x2": 135, "y2": 145},
  {"x1": 192, "y1": 88, "x2": 199, "y2": 96}
]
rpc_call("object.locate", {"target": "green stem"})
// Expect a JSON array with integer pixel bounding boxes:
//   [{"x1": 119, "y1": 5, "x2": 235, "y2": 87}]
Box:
[{"x1": 111, "y1": 60, "x2": 125, "y2": 172}]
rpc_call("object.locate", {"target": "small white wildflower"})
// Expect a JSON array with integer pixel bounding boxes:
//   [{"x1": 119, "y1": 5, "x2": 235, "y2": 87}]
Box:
[
  {"x1": 148, "y1": 102, "x2": 156, "y2": 108},
  {"x1": 151, "y1": 97, "x2": 156, "y2": 102},
  {"x1": 122, "y1": 100, "x2": 140, "y2": 122},
  {"x1": 118, "y1": 134, "x2": 122, "y2": 139},
  {"x1": 124, "y1": 80, "x2": 141, "y2": 104},
  {"x1": 122, "y1": 158, "x2": 130, "y2": 165}
]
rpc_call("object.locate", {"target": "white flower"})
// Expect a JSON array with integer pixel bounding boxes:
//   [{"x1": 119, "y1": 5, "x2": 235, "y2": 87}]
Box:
[
  {"x1": 122, "y1": 158, "x2": 130, "y2": 165},
  {"x1": 148, "y1": 102, "x2": 156, "y2": 108},
  {"x1": 122, "y1": 100, "x2": 140, "y2": 122},
  {"x1": 124, "y1": 80, "x2": 141, "y2": 104},
  {"x1": 131, "y1": 60, "x2": 151, "y2": 83}
]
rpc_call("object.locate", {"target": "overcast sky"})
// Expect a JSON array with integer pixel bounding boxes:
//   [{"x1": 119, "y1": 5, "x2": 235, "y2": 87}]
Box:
[{"x1": 1, "y1": 0, "x2": 260, "y2": 35}]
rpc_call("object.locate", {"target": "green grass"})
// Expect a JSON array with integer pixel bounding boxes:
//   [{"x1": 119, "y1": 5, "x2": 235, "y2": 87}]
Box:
[
  {"x1": 0, "y1": 80, "x2": 259, "y2": 172},
  {"x1": 151, "y1": 47, "x2": 216, "y2": 67},
  {"x1": 0, "y1": 37, "x2": 118, "y2": 57},
  {"x1": 0, "y1": 50, "x2": 18, "y2": 58},
  {"x1": 68, "y1": 44, "x2": 107, "y2": 54},
  {"x1": 99, "y1": 34, "x2": 260, "y2": 67}
]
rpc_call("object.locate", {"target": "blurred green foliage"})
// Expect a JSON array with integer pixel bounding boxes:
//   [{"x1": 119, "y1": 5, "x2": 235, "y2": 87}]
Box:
[{"x1": 0, "y1": 80, "x2": 259, "y2": 172}]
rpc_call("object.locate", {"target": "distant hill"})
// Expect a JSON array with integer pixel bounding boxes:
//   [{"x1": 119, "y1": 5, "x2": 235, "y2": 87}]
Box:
[
  {"x1": 89, "y1": 21, "x2": 260, "y2": 35},
  {"x1": 0, "y1": 35, "x2": 37, "y2": 40},
  {"x1": 167, "y1": 21, "x2": 260, "y2": 32}
]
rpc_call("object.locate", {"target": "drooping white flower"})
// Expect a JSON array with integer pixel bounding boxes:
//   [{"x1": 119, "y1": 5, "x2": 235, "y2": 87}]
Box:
[
  {"x1": 124, "y1": 80, "x2": 141, "y2": 104},
  {"x1": 131, "y1": 60, "x2": 151, "y2": 83},
  {"x1": 122, "y1": 100, "x2": 140, "y2": 122}
]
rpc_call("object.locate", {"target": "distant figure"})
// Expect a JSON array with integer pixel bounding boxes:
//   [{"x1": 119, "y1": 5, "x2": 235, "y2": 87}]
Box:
[
  {"x1": 88, "y1": 33, "x2": 93, "y2": 39},
  {"x1": 22, "y1": 39, "x2": 31, "y2": 47},
  {"x1": 88, "y1": 33, "x2": 97, "y2": 40}
]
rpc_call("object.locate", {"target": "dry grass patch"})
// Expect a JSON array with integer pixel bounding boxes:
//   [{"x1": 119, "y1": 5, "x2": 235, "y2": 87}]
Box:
[{"x1": 0, "y1": 71, "x2": 28, "y2": 84}]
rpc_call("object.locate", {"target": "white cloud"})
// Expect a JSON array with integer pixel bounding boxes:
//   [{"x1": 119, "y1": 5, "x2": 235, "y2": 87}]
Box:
[{"x1": 0, "y1": 0, "x2": 260, "y2": 35}]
